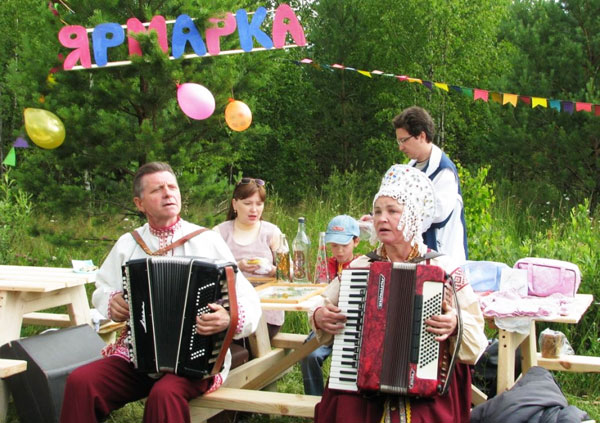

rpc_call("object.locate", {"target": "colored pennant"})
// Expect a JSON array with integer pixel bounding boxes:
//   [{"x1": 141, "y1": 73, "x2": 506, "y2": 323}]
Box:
[
  {"x1": 434, "y1": 83, "x2": 449, "y2": 92},
  {"x1": 474, "y1": 89, "x2": 489, "y2": 102},
  {"x1": 13, "y1": 137, "x2": 30, "y2": 148},
  {"x1": 563, "y1": 102, "x2": 574, "y2": 114},
  {"x1": 503, "y1": 94, "x2": 518, "y2": 107},
  {"x1": 576, "y1": 102, "x2": 592, "y2": 112},
  {"x1": 357, "y1": 70, "x2": 372, "y2": 78},
  {"x1": 2, "y1": 147, "x2": 16, "y2": 167},
  {"x1": 549, "y1": 100, "x2": 561, "y2": 111},
  {"x1": 532, "y1": 97, "x2": 548, "y2": 108}
]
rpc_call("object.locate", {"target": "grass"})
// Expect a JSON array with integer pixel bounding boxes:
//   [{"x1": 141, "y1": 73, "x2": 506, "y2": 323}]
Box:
[{"x1": 3, "y1": 181, "x2": 600, "y2": 422}]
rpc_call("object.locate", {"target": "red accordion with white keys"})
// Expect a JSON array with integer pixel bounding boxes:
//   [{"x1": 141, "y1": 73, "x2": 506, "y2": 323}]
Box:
[{"x1": 329, "y1": 261, "x2": 457, "y2": 397}]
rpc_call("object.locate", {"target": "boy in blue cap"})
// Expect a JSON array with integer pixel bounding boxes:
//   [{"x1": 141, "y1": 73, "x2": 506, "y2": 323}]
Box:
[{"x1": 301, "y1": 215, "x2": 360, "y2": 396}]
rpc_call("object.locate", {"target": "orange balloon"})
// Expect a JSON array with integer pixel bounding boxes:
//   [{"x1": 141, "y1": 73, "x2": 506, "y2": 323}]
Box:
[{"x1": 225, "y1": 100, "x2": 252, "y2": 132}]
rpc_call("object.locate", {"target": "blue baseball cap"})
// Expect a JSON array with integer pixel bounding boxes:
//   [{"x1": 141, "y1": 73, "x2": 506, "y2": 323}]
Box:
[{"x1": 325, "y1": 215, "x2": 360, "y2": 245}]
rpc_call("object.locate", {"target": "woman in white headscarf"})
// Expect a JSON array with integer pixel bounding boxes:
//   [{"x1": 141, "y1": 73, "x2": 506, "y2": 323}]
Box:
[{"x1": 309, "y1": 164, "x2": 487, "y2": 423}]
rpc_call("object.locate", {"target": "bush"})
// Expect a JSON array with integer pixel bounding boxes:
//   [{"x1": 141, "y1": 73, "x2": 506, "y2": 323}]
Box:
[{"x1": 0, "y1": 170, "x2": 32, "y2": 264}]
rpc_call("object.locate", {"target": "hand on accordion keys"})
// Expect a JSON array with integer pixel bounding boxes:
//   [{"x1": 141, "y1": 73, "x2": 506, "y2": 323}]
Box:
[
  {"x1": 109, "y1": 292, "x2": 130, "y2": 322},
  {"x1": 196, "y1": 303, "x2": 231, "y2": 336},
  {"x1": 424, "y1": 299, "x2": 458, "y2": 342},
  {"x1": 314, "y1": 301, "x2": 347, "y2": 334}
]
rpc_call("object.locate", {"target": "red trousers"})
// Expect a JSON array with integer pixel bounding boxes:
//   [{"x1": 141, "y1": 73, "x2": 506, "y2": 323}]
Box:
[{"x1": 60, "y1": 355, "x2": 211, "y2": 423}]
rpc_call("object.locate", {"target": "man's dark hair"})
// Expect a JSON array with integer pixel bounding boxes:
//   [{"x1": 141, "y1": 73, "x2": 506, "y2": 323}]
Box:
[
  {"x1": 392, "y1": 106, "x2": 435, "y2": 142},
  {"x1": 133, "y1": 162, "x2": 176, "y2": 198}
]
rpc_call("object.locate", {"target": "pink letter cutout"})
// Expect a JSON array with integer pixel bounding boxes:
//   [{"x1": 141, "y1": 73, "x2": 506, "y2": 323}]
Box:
[
  {"x1": 205, "y1": 13, "x2": 236, "y2": 55},
  {"x1": 127, "y1": 16, "x2": 168, "y2": 56},
  {"x1": 272, "y1": 4, "x2": 306, "y2": 48},
  {"x1": 58, "y1": 25, "x2": 91, "y2": 70}
]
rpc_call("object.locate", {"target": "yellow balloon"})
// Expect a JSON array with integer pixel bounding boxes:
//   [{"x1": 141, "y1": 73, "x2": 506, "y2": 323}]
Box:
[
  {"x1": 24, "y1": 108, "x2": 65, "y2": 149},
  {"x1": 225, "y1": 100, "x2": 252, "y2": 132}
]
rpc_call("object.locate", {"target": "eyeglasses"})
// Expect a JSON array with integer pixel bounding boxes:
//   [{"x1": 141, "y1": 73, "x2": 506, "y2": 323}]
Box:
[
  {"x1": 396, "y1": 135, "x2": 414, "y2": 146},
  {"x1": 237, "y1": 177, "x2": 265, "y2": 187}
]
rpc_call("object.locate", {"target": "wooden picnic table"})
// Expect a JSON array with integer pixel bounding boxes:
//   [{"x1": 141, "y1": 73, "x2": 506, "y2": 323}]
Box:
[
  {"x1": 0, "y1": 265, "x2": 96, "y2": 345},
  {"x1": 485, "y1": 293, "x2": 599, "y2": 395}
]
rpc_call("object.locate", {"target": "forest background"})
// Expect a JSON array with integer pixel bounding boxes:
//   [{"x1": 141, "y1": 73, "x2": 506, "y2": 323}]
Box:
[{"x1": 1, "y1": 0, "x2": 600, "y2": 421}]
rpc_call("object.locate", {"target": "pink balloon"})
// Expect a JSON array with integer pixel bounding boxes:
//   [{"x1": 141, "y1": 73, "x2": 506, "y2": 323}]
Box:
[{"x1": 177, "y1": 83, "x2": 215, "y2": 120}]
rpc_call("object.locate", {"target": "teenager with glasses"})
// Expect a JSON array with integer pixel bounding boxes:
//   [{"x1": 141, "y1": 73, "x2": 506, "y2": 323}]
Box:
[
  {"x1": 393, "y1": 106, "x2": 468, "y2": 263},
  {"x1": 213, "y1": 176, "x2": 284, "y2": 339}
]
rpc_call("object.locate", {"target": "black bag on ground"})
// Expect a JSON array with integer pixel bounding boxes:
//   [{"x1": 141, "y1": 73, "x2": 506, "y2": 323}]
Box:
[{"x1": 0, "y1": 324, "x2": 105, "y2": 423}]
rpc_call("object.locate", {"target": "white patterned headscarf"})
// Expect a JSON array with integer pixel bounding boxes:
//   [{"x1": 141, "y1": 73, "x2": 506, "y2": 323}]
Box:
[{"x1": 373, "y1": 164, "x2": 436, "y2": 246}]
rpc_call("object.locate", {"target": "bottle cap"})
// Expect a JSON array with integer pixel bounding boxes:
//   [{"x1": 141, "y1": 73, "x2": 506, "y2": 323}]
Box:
[{"x1": 298, "y1": 217, "x2": 305, "y2": 223}]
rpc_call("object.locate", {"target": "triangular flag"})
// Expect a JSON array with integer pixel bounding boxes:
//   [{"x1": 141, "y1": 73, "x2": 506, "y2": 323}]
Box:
[
  {"x1": 562, "y1": 101, "x2": 574, "y2": 114},
  {"x1": 371, "y1": 70, "x2": 384, "y2": 75},
  {"x1": 434, "y1": 82, "x2": 449, "y2": 92},
  {"x1": 520, "y1": 96, "x2": 531, "y2": 105},
  {"x1": 396, "y1": 75, "x2": 408, "y2": 81},
  {"x1": 503, "y1": 94, "x2": 518, "y2": 106},
  {"x1": 450, "y1": 85, "x2": 462, "y2": 94},
  {"x1": 595, "y1": 105, "x2": 600, "y2": 117},
  {"x1": 532, "y1": 97, "x2": 548, "y2": 108},
  {"x1": 576, "y1": 102, "x2": 592, "y2": 112},
  {"x1": 462, "y1": 88, "x2": 474, "y2": 98},
  {"x1": 422, "y1": 81, "x2": 433, "y2": 90},
  {"x1": 490, "y1": 92, "x2": 502, "y2": 104},
  {"x1": 13, "y1": 137, "x2": 29, "y2": 148},
  {"x1": 549, "y1": 100, "x2": 561, "y2": 111},
  {"x1": 407, "y1": 78, "x2": 422, "y2": 84},
  {"x1": 345, "y1": 67, "x2": 356, "y2": 71},
  {"x1": 300, "y1": 58, "x2": 313, "y2": 64},
  {"x1": 331, "y1": 63, "x2": 345, "y2": 69},
  {"x1": 474, "y1": 89, "x2": 489, "y2": 102},
  {"x1": 2, "y1": 147, "x2": 16, "y2": 167},
  {"x1": 357, "y1": 70, "x2": 372, "y2": 78}
]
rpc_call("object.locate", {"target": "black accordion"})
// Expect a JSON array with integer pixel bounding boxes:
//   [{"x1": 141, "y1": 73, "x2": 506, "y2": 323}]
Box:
[{"x1": 122, "y1": 256, "x2": 238, "y2": 378}]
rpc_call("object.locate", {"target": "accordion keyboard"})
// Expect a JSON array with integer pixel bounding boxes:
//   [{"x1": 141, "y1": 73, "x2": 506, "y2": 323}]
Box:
[{"x1": 328, "y1": 269, "x2": 369, "y2": 392}]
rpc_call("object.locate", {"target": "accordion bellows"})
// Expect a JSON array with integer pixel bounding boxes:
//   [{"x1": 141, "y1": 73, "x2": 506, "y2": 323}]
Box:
[{"x1": 123, "y1": 256, "x2": 238, "y2": 378}]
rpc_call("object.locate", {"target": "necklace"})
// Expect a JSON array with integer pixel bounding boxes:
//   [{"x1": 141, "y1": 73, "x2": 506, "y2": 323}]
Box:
[{"x1": 381, "y1": 243, "x2": 419, "y2": 262}]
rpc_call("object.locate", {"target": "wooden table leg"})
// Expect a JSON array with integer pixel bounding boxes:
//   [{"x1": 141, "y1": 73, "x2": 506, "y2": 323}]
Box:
[
  {"x1": 0, "y1": 291, "x2": 25, "y2": 346},
  {"x1": 520, "y1": 320, "x2": 538, "y2": 374},
  {"x1": 243, "y1": 335, "x2": 321, "y2": 390},
  {"x1": 496, "y1": 328, "x2": 529, "y2": 394},
  {"x1": 65, "y1": 286, "x2": 92, "y2": 327},
  {"x1": 248, "y1": 315, "x2": 271, "y2": 358}
]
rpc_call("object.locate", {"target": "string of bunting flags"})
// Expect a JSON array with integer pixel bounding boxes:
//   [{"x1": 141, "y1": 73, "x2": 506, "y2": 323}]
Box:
[{"x1": 294, "y1": 58, "x2": 600, "y2": 117}]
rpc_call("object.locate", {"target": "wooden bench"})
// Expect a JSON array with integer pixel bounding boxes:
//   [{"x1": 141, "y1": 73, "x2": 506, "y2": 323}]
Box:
[
  {"x1": 0, "y1": 359, "x2": 27, "y2": 379},
  {"x1": 536, "y1": 353, "x2": 600, "y2": 373},
  {"x1": 191, "y1": 388, "x2": 319, "y2": 418}
]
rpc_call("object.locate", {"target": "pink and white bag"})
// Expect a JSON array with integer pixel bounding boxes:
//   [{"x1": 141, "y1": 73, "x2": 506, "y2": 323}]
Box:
[{"x1": 513, "y1": 257, "x2": 581, "y2": 297}]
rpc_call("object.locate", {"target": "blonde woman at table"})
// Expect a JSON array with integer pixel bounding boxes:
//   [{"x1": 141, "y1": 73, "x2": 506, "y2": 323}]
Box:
[
  {"x1": 213, "y1": 177, "x2": 284, "y2": 339},
  {"x1": 60, "y1": 162, "x2": 261, "y2": 423},
  {"x1": 309, "y1": 165, "x2": 487, "y2": 423}
]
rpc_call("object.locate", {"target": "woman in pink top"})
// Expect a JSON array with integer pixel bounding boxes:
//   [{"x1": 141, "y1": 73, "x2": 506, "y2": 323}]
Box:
[{"x1": 214, "y1": 177, "x2": 284, "y2": 338}]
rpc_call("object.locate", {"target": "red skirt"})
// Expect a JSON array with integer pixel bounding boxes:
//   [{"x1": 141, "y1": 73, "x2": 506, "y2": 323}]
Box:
[{"x1": 314, "y1": 363, "x2": 472, "y2": 423}]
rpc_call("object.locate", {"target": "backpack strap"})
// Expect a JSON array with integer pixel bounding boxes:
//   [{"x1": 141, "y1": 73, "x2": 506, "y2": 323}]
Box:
[{"x1": 130, "y1": 228, "x2": 209, "y2": 256}]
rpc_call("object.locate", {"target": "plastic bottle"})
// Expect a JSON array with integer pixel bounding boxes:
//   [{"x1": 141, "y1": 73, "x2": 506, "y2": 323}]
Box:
[
  {"x1": 275, "y1": 233, "x2": 292, "y2": 282},
  {"x1": 314, "y1": 231, "x2": 329, "y2": 284},
  {"x1": 292, "y1": 217, "x2": 311, "y2": 282}
]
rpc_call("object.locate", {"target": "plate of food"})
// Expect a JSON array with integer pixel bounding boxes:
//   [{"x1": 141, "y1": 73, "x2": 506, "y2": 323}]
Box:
[{"x1": 255, "y1": 282, "x2": 327, "y2": 303}]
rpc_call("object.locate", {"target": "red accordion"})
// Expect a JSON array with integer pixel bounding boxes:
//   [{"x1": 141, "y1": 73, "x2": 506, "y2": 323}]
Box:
[{"x1": 329, "y1": 261, "x2": 453, "y2": 397}]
